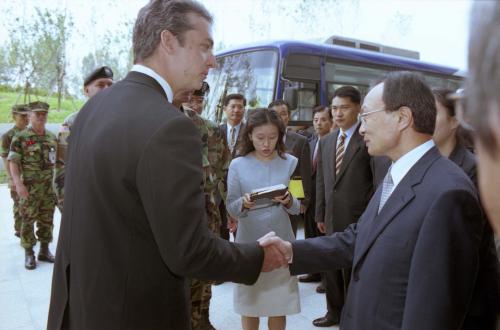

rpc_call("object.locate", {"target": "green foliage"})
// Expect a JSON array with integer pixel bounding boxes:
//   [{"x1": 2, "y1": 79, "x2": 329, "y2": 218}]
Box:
[
  {"x1": 0, "y1": 90, "x2": 83, "y2": 123},
  {"x1": 0, "y1": 169, "x2": 6, "y2": 184}
]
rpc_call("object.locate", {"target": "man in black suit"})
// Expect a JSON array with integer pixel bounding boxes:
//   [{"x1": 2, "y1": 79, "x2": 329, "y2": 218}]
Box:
[
  {"x1": 313, "y1": 86, "x2": 374, "y2": 327},
  {"x1": 219, "y1": 93, "x2": 246, "y2": 239},
  {"x1": 263, "y1": 71, "x2": 499, "y2": 329},
  {"x1": 269, "y1": 100, "x2": 312, "y2": 236},
  {"x1": 300, "y1": 105, "x2": 333, "y2": 287},
  {"x1": 47, "y1": 2, "x2": 287, "y2": 329}
]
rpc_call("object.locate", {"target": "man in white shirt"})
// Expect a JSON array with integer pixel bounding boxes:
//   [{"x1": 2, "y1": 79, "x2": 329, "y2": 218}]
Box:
[{"x1": 263, "y1": 71, "x2": 498, "y2": 329}]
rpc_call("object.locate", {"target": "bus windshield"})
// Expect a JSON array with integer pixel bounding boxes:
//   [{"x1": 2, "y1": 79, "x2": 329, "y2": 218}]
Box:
[{"x1": 204, "y1": 49, "x2": 278, "y2": 123}]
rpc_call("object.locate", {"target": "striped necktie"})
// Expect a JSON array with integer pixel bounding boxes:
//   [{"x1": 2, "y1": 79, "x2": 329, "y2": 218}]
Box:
[
  {"x1": 378, "y1": 168, "x2": 394, "y2": 214},
  {"x1": 335, "y1": 132, "x2": 346, "y2": 175},
  {"x1": 229, "y1": 127, "x2": 236, "y2": 152}
]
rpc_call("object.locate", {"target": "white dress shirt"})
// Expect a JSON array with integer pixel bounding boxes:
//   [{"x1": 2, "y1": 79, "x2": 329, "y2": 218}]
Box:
[
  {"x1": 226, "y1": 122, "x2": 242, "y2": 147},
  {"x1": 336, "y1": 122, "x2": 359, "y2": 149},
  {"x1": 386, "y1": 139, "x2": 435, "y2": 196},
  {"x1": 131, "y1": 64, "x2": 174, "y2": 102}
]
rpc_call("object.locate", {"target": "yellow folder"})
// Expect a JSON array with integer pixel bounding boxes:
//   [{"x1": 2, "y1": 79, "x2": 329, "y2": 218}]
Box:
[{"x1": 289, "y1": 178, "x2": 305, "y2": 199}]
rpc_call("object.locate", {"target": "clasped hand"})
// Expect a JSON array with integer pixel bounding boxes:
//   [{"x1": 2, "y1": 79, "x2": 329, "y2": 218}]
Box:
[{"x1": 258, "y1": 231, "x2": 293, "y2": 272}]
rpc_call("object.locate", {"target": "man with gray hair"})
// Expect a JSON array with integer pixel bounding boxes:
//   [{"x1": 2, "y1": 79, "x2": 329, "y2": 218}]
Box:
[
  {"x1": 464, "y1": 1, "x2": 500, "y2": 237},
  {"x1": 47, "y1": 1, "x2": 286, "y2": 329}
]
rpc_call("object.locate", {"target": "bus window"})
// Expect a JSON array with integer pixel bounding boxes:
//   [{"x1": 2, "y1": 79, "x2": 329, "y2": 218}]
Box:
[
  {"x1": 325, "y1": 61, "x2": 387, "y2": 88},
  {"x1": 283, "y1": 80, "x2": 318, "y2": 121},
  {"x1": 204, "y1": 50, "x2": 278, "y2": 123}
]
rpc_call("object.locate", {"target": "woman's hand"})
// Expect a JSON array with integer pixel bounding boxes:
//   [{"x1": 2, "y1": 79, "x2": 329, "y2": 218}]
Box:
[
  {"x1": 272, "y1": 191, "x2": 293, "y2": 209},
  {"x1": 242, "y1": 193, "x2": 256, "y2": 210},
  {"x1": 228, "y1": 216, "x2": 238, "y2": 233}
]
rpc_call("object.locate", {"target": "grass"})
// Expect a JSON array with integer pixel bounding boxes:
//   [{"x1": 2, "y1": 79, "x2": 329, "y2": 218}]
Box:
[
  {"x1": 0, "y1": 91, "x2": 85, "y2": 123},
  {"x1": 0, "y1": 170, "x2": 6, "y2": 184}
]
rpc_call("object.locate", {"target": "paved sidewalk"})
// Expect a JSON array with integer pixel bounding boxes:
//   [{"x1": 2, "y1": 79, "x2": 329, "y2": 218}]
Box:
[{"x1": 0, "y1": 183, "x2": 337, "y2": 330}]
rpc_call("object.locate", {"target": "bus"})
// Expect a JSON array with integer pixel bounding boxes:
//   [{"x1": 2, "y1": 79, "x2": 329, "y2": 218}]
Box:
[{"x1": 203, "y1": 37, "x2": 464, "y2": 126}]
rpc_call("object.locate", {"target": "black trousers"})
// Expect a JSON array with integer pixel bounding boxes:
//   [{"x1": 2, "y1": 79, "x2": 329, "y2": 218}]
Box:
[{"x1": 325, "y1": 268, "x2": 351, "y2": 317}]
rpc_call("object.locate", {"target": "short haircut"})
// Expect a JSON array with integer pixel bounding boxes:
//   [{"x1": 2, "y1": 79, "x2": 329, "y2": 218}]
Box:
[
  {"x1": 223, "y1": 93, "x2": 246, "y2": 107},
  {"x1": 380, "y1": 71, "x2": 436, "y2": 135},
  {"x1": 133, "y1": 0, "x2": 213, "y2": 63},
  {"x1": 312, "y1": 105, "x2": 332, "y2": 120},
  {"x1": 238, "y1": 108, "x2": 286, "y2": 158},
  {"x1": 268, "y1": 100, "x2": 291, "y2": 114},
  {"x1": 466, "y1": 1, "x2": 500, "y2": 153},
  {"x1": 332, "y1": 86, "x2": 361, "y2": 105}
]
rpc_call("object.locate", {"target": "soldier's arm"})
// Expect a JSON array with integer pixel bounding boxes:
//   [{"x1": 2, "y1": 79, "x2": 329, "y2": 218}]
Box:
[
  {"x1": 7, "y1": 136, "x2": 28, "y2": 198},
  {"x1": 1, "y1": 135, "x2": 12, "y2": 184},
  {"x1": 53, "y1": 128, "x2": 68, "y2": 204}
]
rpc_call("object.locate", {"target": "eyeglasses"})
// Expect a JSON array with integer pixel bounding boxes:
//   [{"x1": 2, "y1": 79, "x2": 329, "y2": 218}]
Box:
[
  {"x1": 448, "y1": 88, "x2": 474, "y2": 131},
  {"x1": 358, "y1": 108, "x2": 386, "y2": 125}
]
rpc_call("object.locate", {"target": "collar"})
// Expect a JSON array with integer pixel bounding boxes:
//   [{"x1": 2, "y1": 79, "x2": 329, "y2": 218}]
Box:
[
  {"x1": 390, "y1": 139, "x2": 435, "y2": 187},
  {"x1": 131, "y1": 64, "x2": 174, "y2": 102},
  {"x1": 339, "y1": 122, "x2": 358, "y2": 139},
  {"x1": 227, "y1": 122, "x2": 242, "y2": 131}
]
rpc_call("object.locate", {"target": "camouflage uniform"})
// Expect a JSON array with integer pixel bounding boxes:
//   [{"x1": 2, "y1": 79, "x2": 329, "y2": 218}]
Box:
[
  {"x1": 184, "y1": 107, "x2": 231, "y2": 330},
  {"x1": 8, "y1": 127, "x2": 57, "y2": 249},
  {"x1": 1, "y1": 126, "x2": 23, "y2": 234},
  {"x1": 53, "y1": 111, "x2": 78, "y2": 211}
]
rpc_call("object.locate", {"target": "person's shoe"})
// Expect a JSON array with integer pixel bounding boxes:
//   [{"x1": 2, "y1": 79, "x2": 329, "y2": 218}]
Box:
[
  {"x1": 312, "y1": 314, "x2": 340, "y2": 327},
  {"x1": 298, "y1": 274, "x2": 321, "y2": 283},
  {"x1": 38, "y1": 243, "x2": 55, "y2": 263},
  {"x1": 14, "y1": 231, "x2": 20, "y2": 238},
  {"x1": 25, "y1": 248, "x2": 36, "y2": 270},
  {"x1": 199, "y1": 309, "x2": 216, "y2": 330},
  {"x1": 316, "y1": 283, "x2": 326, "y2": 293}
]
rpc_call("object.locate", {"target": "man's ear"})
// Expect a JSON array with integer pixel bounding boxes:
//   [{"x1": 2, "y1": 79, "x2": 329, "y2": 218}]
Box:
[
  {"x1": 159, "y1": 30, "x2": 177, "y2": 54},
  {"x1": 397, "y1": 106, "x2": 413, "y2": 131},
  {"x1": 83, "y1": 86, "x2": 89, "y2": 97}
]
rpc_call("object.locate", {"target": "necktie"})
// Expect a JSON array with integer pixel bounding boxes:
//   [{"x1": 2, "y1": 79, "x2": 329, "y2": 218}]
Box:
[
  {"x1": 378, "y1": 169, "x2": 394, "y2": 214},
  {"x1": 229, "y1": 127, "x2": 236, "y2": 152},
  {"x1": 335, "y1": 132, "x2": 346, "y2": 175}
]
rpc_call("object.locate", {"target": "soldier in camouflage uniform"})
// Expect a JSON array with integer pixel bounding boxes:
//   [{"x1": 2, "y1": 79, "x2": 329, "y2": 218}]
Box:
[
  {"x1": 1, "y1": 104, "x2": 30, "y2": 237},
  {"x1": 178, "y1": 83, "x2": 231, "y2": 330},
  {"x1": 8, "y1": 101, "x2": 57, "y2": 270},
  {"x1": 54, "y1": 66, "x2": 114, "y2": 210}
]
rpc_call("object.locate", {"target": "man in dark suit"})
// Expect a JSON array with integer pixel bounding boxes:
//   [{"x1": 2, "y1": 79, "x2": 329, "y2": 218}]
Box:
[
  {"x1": 313, "y1": 86, "x2": 374, "y2": 327},
  {"x1": 47, "y1": 2, "x2": 287, "y2": 329},
  {"x1": 300, "y1": 105, "x2": 333, "y2": 287},
  {"x1": 262, "y1": 71, "x2": 499, "y2": 329},
  {"x1": 219, "y1": 93, "x2": 246, "y2": 239},
  {"x1": 269, "y1": 100, "x2": 312, "y2": 236}
]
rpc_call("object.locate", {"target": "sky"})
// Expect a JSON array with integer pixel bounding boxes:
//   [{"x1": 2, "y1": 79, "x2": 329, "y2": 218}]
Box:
[{"x1": 0, "y1": 0, "x2": 474, "y2": 81}]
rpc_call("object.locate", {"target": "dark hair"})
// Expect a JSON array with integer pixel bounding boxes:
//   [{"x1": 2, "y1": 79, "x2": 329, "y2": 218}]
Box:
[
  {"x1": 223, "y1": 93, "x2": 247, "y2": 107},
  {"x1": 380, "y1": 71, "x2": 436, "y2": 135},
  {"x1": 332, "y1": 86, "x2": 361, "y2": 105},
  {"x1": 432, "y1": 88, "x2": 474, "y2": 149},
  {"x1": 268, "y1": 100, "x2": 291, "y2": 114},
  {"x1": 312, "y1": 105, "x2": 332, "y2": 119},
  {"x1": 466, "y1": 1, "x2": 500, "y2": 153},
  {"x1": 238, "y1": 108, "x2": 286, "y2": 159},
  {"x1": 133, "y1": 0, "x2": 213, "y2": 63}
]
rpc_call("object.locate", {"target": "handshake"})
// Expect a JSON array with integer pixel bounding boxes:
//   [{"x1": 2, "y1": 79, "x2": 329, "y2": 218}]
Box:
[{"x1": 258, "y1": 232, "x2": 293, "y2": 272}]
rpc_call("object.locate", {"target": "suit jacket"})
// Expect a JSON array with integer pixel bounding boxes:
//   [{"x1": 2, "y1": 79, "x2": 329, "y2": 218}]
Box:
[
  {"x1": 449, "y1": 143, "x2": 477, "y2": 186},
  {"x1": 47, "y1": 72, "x2": 263, "y2": 330},
  {"x1": 285, "y1": 131, "x2": 312, "y2": 207},
  {"x1": 308, "y1": 135, "x2": 319, "y2": 216},
  {"x1": 315, "y1": 126, "x2": 374, "y2": 234},
  {"x1": 220, "y1": 122, "x2": 245, "y2": 158},
  {"x1": 291, "y1": 147, "x2": 499, "y2": 330}
]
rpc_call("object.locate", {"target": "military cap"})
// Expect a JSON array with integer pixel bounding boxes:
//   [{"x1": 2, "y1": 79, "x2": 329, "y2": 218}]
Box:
[
  {"x1": 193, "y1": 81, "x2": 210, "y2": 97},
  {"x1": 11, "y1": 104, "x2": 30, "y2": 114},
  {"x1": 28, "y1": 101, "x2": 50, "y2": 112},
  {"x1": 84, "y1": 66, "x2": 114, "y2": 86}
]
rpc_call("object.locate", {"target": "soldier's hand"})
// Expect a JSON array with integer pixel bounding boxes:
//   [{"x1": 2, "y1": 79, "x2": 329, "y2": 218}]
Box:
[{"x1": 16, "y1": 183, "x2": 29, "y2": 199}]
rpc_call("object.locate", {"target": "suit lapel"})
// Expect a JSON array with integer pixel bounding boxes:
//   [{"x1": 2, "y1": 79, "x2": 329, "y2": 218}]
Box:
[
  {"x1": 352, "y1": 147, "x2": 441, "y2": 271},
  {"x1": 326, "y1": 131, "x2": 339, "y2": 179},
  {"x1": 334, "y1": 126, "x2": 362, "y2": 185}
]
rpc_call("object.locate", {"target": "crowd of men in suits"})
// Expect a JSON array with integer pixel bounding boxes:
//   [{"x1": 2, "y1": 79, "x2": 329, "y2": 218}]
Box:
[{"x1": 0, "y1": 0, "x2": 492, "y2": 329}]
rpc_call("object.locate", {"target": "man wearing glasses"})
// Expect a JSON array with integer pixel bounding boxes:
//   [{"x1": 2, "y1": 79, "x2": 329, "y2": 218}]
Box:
[
  {"x1": 1, "y1": 104, "x2": 30, "y2": 238},
  {"x1": 313, "y1": 86, "x2": 374, "y2": 327},
  {"x1": 261, "y1": 71, "x2": 498, "y2": 329}
]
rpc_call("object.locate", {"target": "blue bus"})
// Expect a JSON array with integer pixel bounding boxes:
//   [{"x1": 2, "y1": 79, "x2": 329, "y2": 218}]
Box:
[{"x1": 204, "y1": 38, "x2": 463, "y2": 125}]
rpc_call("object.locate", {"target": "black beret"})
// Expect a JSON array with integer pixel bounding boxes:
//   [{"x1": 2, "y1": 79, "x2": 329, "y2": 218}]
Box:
[
  {"x1": 28, "y1": 101, "x2": 50, "y2": 112},
  {"x1": 193, "y1": 81, "x2": 210, "y2": 97},
  {"x1": 84, "y1": 66, "x2": 114, "y2": 86},
  {"x1": 11, "y1": 104, "x2": 30, "y2": 114}
]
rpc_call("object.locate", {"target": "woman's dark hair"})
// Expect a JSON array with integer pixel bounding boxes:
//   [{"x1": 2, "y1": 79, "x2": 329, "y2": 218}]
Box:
[
  {"x1": 432, "y1": 87, "x2": 475, "y2": 149},
  {"x1": 238, "y1": 108, "x2": 286, "y2": 159}
]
